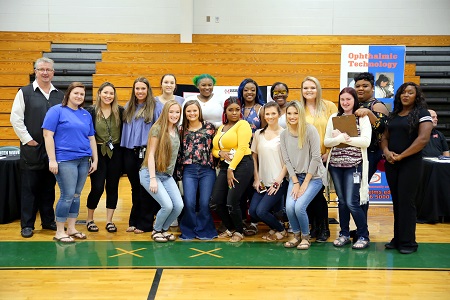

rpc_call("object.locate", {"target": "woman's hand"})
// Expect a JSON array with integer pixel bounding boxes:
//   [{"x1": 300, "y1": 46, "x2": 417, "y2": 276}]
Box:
[
  {"x1": 220, "y1": 151, "x2": 232, "y2": 162},
  {"x1": 49, "y1": 160, "x2": 58, "y2": 175},
  {"x1": 298, "y1": 181, "x2": 309, "y2": 197},
  {"x1": 150, "y1": 178, "x2": 158, "y2": 194},
  {"x1": 267, "y1": 180, "x2": 281, "y2": 196},
  {"x1": 88, "y1": 160, "x2": 97, "y2": 175},
  {"x1": 321, "y1": 152, "x2": 329, "y2": 163},
  {"x1": 252, "y1": 178, "x2": 260, "y2": 193},
  {"x1": 384, "y1": 150, "x2": 398, "y2": 164},
  {"x1": 227, "y1": 168, "x2": 239, "y2": 189},
  {"x1": 331, "y1": 129, "x2": 342, "y2": 138},
  {"x1": 355, "y1": 108, "x2": 371, "y2": 118}
]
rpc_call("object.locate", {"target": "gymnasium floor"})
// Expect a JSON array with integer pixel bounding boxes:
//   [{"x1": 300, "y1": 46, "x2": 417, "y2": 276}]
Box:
[{"x1": 1, "y1": 176, "x2": 449, "y2": 299}]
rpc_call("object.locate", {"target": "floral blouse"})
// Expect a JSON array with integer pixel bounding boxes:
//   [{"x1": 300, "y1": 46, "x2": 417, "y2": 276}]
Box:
[{"x1": 177, "y1": 121, "x2": 216, "y2": 178}]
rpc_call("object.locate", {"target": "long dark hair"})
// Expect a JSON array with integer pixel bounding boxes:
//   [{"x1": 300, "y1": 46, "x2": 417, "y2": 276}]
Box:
[
  {"x1": 237, "y1": 78, "x2": 264, "y2": 106},
  {"x1": 391, "y1": 82, "x2": 428, "y2": 132},
  {"x1": 337, "y1": 87, "x2": 359, "y2": 116}
]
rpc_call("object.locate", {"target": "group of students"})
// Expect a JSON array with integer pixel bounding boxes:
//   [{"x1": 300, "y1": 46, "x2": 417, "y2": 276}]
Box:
[{"x1": 14, "y1": 57, "x2": 431, "y2": 254}]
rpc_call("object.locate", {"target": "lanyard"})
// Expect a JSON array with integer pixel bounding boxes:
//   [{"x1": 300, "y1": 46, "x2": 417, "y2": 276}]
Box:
[{"x1": 100, "y1": 110, "x2": 113, "y2": 140}]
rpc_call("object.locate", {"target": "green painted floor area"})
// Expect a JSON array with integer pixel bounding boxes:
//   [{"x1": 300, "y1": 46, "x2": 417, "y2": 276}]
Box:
[{"x1": 1, "y1": 241, "x2": 449, "y2": 270}]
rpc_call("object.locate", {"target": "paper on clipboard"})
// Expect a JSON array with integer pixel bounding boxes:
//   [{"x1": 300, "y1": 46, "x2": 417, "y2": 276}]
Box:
[{"x1": 332, "y1": 114, "x2": 358, "y2": 148}]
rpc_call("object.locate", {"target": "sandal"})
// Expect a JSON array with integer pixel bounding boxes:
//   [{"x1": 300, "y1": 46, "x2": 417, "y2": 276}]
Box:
[
  {"x1": 86, "y1": 221, "x2": 99, "y2": 232},
  {"x1": 333, "y1": 235, "x2": 351, "y2": 247},
  {"x1": 126, "y1": 226, "x2": 136, "y2": 232},
  {"x1": 105, "y1": 223, "x2": 117, "y2": 233},
  {"x1": 69, "y1": 232, "x2": 87, "y2": 239},
  {"x1": 53, "y1": 236, "x2": 75, "y2": 243},
  {"x1": 284, "y1": 234, "x2": 301, "y2": 248},
  {"x1": 243, "y1": 224, "x2": 258, "y2": 236},
  {"x1": 262, "y1": 230, "x2": 276, "y2": 240},
  {"x1": 218, "y1": 230, "x2": 234, "y2": 239},
  {"x1": 266, "y1": 230, "x2": 287, "y2": 241},
  {"x1": 352, "y1": 238, "x2": 370, "y2": 249},
  {"x1": 152, "y1": 231, "x2": 168, "y2": 243},
  {"x1": 297, "y1": 235, "x2": 311, "y2": 250},
  {"x1": 162, "y1": 231, "x2": 176, "y2": 241},
  {"x1": 229, "y1": 232, "x2": 244, "y2": 243}
]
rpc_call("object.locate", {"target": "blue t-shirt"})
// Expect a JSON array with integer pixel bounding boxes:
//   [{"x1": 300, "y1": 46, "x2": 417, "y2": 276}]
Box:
[{"x1": 42, "y1": 104, "x2": 95, "y2": 162}]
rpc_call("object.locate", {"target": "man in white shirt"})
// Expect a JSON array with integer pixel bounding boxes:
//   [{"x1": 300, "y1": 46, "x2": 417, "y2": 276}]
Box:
[{"x1": 10, "y1": 57, "x2": 64, "y2": 238}]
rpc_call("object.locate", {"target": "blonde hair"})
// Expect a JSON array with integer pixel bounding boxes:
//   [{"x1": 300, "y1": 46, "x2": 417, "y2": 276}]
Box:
[
  {"x1": 123, "y1": 77, "x2": 156, "y2": 124},
  {"x1": 300, "y1": 76, "x2": 327, "y2": 119},
  {"x1": 95, "y1": 82, "x2": 120, "y2": 122},
  {"x1": 150, "y1": 100, "x2": 181, "y2": 172},
  {"x1": 286, "y1": 101, "x2": 307, "y2": 149}
]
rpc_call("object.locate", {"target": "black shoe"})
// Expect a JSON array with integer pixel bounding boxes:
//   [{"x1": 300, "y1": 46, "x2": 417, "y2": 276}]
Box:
[
  {"x1": 384, "y1": 242, "x2": 396, "y2": 250},
  {"x1": 316, "y1": 218, "x2": 330, "y2": 243},
  {"x1": 42, "y1": 222, "x2": 58, "y2": 231},
  {"x1": 399, "y1": 248, "x2": 417, "y2": 254},
  {"x1": 21, "y1": 227, "x2": 33, "y2": 238}
]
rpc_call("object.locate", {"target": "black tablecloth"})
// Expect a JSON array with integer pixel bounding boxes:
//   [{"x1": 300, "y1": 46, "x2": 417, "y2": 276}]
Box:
[
  {"x1": 0, "y1": 155, "x2": 21, "y2": 224},
  {"x1": 415, "y1": 158, "x2": 450, "y2": 223}
]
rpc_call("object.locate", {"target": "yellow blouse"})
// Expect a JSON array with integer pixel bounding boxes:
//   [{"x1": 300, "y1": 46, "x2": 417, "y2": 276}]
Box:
[{"x1": 305, "y1": 99, "x2": 338, "y2": 155}]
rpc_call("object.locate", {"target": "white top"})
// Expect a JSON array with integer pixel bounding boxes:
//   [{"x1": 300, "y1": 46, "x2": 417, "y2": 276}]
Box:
[
  {"x1": 10, "y1": 81, "x2": 58, "y2": 144},
  {"x1": 278, "y1": 113, "x2": 287, "y2": 128},
  {"x1": 324, "y1": 113, "x2": 372, "y2": 204},
  {"x1": 251, "y1": 129, "x2": 285, "y2": 186},
  {"x1": 183, "y1": 94, "x2": 224, "y2": 128}
]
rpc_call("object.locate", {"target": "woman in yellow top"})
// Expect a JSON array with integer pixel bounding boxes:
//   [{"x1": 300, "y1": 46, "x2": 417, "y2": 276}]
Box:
[
  {"x1": 210, "y1": 96, "x2": 253, "y2": 243},
  {"x1": 300, "y1": 76, "x2": 338, "y2": 242}
]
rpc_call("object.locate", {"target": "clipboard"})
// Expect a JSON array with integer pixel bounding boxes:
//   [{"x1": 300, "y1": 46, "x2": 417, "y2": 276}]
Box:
[{"x1": 332, "y1": 114, "x2": 358, "y2": 148}]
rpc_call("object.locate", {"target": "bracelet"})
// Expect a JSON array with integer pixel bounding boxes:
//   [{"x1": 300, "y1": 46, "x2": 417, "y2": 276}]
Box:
[
  {"x1": 150, "y1": 177, "x2": 156, "y2": 179},
  {"x1": 293, "y1": 182, "x2": 300, "y2": 185}
]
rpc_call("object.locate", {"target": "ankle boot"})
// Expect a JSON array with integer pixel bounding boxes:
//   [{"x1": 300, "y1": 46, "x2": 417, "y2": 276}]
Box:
[{"x1": 316, "y1": 218, "x2": 330, "y2": 242}]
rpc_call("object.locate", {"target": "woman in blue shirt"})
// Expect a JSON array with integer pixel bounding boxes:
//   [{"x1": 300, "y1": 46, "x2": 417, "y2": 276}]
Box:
[{"x1": 43, "y1": 82, "x2": 98, "y2": 243}]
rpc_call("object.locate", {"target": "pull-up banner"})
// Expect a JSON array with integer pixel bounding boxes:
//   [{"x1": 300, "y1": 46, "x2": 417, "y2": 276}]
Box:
[
  {"x1": 340, "y1": 45, "x2": 406, "y2": 204},
  {"x1": 340, "y1": 45, "x2": 406, "y2": 112}
]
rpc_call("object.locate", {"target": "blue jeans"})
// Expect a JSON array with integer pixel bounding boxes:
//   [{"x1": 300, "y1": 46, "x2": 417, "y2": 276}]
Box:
[
  {"x1": 329, "y1": 164, "x2": 369, "y2": 240},
  {"x1": 180, "y1": 164, "x2": 217, "y2": 240},
  {"x1": 54, "y1": 157, "x2": 90, "y2": 222},
  {"x1": 249, "y1": 180, "x2": 288, "y2": 232},
  {"x1": 139, "y1": 168, "x2": 184, "y2": 232},
  {"x1": 285, "y1": 174, "x2": 323, "y2": 235}
]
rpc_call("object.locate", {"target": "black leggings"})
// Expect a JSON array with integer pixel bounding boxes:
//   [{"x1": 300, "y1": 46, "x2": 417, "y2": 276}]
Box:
[{"x1": 210, "y1": 156, "x2": 254, "y2": 234}]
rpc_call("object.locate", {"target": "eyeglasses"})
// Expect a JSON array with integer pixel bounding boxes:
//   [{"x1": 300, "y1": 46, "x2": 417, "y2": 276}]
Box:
[
  {"x1": 273, "y1": 90, "x2": 287, "y2": 96},
  {"x1": 36, "y1": 68, "x2": 54, "y2": 73}
]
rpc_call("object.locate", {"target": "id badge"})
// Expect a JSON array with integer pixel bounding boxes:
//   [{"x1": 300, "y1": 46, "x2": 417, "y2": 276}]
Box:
[
  {"x1": 107, "y1": 140, "x2": 114, "y2": 151},
  {"x1": 353, "y1": 172, "x2": 361, "y2": 184}
]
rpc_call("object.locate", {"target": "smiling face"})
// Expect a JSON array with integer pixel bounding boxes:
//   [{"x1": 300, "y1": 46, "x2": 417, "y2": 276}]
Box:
[
  {"x1": 99, "y1": 86, "x2": 115, "y2": 106},
  {"x1": 198, "y1": 78, "x2": 214, "y2": 98},
  {"x1": 272, "y1": 84, "x2": 288, "y2": 107},
  {"x1": 168, "y1": 104, "x2": 181, "y2": 125},
  {"x1": 34, "y1": 61, "x2": 54, "y2": 86},
  {"x1": 226, "y1": 103, "x2": 241, "y2": 123},
  {"x1": 185, "y1": 103, "x2": 200, "y2": 123},
  {"x1": 286, "y1": 106, "x2": 299, "y2": 126},
  {"x1": 68, "y1": 87, "x2": 85, "y2": 109},
  {"x1": 134, "y1": 82, "x2": 148, "y2": 103},
  {"x1": 302, "y1": 80, "x2": 317, "y2": 102},
  {"x1": 400, "y1": 85, "x2": 417, "y2": 110},
  {"x1": 339, "y1": 92, "x2": 356, "y2": 115},
  {"x1": 242, "y1": 82, "x2": 257, "y2": 104},
  {"x1": 355, "y1": 79, "x2": 374, "y2": 102},
  {"x1": 264, "y1": 106, "x2": 280, "y2": 126},
  {"x1": 161, "y1": 75, "x2": 176, "y2": 95}
]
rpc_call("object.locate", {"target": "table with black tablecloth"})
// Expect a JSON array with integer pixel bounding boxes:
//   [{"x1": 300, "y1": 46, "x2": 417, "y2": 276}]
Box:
[
  {"x1": 415, "y1": 158, "x2": 450, "y2": 223},
  {"x1": 0, "y1": 155, "x2": 21, "y2": 224}
]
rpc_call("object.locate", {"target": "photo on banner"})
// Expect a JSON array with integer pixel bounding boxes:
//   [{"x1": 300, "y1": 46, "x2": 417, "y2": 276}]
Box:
[{"x1": 340, "y1": 45, "x2": 406, "y2": 203}]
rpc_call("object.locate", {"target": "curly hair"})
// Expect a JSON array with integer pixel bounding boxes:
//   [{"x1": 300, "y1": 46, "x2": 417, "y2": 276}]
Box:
[{"x1": 391, "y1": 82, "x2": 428, "y2": 133}]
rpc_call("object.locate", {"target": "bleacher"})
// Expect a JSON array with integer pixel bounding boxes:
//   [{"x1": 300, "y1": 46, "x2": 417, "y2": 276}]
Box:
[{"x1": 0, "y1": 31, "x2": 449, "y2": 146}]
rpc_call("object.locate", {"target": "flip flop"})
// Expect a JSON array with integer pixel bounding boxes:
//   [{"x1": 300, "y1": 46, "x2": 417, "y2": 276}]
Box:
[
  {"x1": 53, "y1": 236, "x2": 75, "y2": 243},
  {"x1": 69, "y1": 232, "x2": 87, "y2": 239},
  {"x1": 126, "y1": 226, "x2": 136, "y2": 232}
]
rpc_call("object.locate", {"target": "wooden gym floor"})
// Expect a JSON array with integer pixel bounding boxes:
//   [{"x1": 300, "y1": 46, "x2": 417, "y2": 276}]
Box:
[{"x1": 0, "y1": 176, "x2": 449, "y2": 299}]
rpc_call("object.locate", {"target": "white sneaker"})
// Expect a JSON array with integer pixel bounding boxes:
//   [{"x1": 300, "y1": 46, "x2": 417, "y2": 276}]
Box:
[{"x1": 287, "y1": 223, "x2": 293, "y2": 233}]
